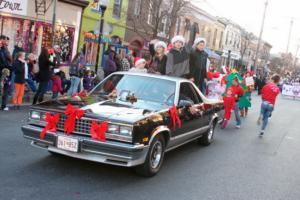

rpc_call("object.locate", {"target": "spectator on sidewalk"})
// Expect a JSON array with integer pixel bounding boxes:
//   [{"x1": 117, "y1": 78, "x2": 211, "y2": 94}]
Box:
[
  {"x1": 83, "y1": 67, "x2": 94, "y2": 91},
  {"x1": 12, "y1": 41, "x2": 24, "y2": 61},
  {"x1": 149, "y1": 41, "x2": 167, "y2": 75},
  {"x1": 51, "y1": 69, "x2": 63, "y2": 99},
  {"x1": 12, "y1": 52, "x2": 26, "y2": 109},
  {"x1": 119, "y1": 51, "x2": 131, "y2": 71},
  {"x1": 257, "y1": 74, "x2": 281, "y2": 137},
  {"x1": 33, "y1": 48, "x2": 52, "y2": 104},
  {"x1": 25, "y1": 53, "x2": 37, "y2": 92},
  {"x1": 68, "y1": 47, "x2": 85, "y2": 96},
  {"x1": 104, "y1": 51, "x2": 117, "y2": 77},
  {"x1": 0, "y1": 68, "x2": 10, "y2": 111},
  {"x1": 0, "y1": 36, "x2": 12, "y2": 93}
]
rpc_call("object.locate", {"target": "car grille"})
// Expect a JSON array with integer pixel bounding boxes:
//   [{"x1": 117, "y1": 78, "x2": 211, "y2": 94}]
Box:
[{"x1": 56, "y1": 115, "x2": 93, "y2": 136}]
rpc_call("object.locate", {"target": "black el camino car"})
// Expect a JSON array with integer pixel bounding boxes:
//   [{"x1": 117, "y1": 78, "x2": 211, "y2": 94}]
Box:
[{"x1": 22, "y1": 72, "x2": 224, "y2": 177}]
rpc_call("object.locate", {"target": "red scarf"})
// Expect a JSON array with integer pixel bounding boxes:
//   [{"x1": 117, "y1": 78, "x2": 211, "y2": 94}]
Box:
[
  {"x1": 168, "y1": 105, "x2": 181, "y2": 130},
  {"x1": 40, "y1": 113, "x2": 60, "y2": 139},
  {"x1": 64, "y1": 104, "x2": 85, "y2": 135},
  {"x1": 90, "y1": 121, "x2": 108, "y2": 142}
]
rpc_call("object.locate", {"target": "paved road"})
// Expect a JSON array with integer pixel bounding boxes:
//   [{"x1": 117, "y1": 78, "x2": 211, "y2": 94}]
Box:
[{"x1": 1, "y1": 95, "x2": 300, "y2": 200}]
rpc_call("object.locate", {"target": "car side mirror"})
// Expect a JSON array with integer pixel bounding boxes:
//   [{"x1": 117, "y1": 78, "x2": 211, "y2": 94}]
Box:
[{"x1": 178, "y1": 100, "x2": 193, "y2": 108}]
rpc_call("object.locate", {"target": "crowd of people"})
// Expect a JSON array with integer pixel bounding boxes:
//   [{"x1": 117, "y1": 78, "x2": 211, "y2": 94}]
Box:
[{"x1": 0, "y1": 33, "x2": 282, "y2": 136}]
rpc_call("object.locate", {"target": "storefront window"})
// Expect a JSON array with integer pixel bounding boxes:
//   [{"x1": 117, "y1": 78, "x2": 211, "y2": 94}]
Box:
[{"x1": 54, "y1": 25, "x2": 75, "y2": 63}]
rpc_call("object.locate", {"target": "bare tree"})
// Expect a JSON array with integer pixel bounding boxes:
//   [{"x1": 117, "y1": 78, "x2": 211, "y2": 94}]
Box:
[
  {"x1": 126, "y1": 0, "x2": 189, "y2": 41},
  {"x1": 126, "y1": 0, "x2": 169, "y2": 40},
  {"x1": 167, "y1": 0, "x2": 189, "y2": 40},
  {"x1": 240, "y1": 31, "x2": 254, "y2": 64}
]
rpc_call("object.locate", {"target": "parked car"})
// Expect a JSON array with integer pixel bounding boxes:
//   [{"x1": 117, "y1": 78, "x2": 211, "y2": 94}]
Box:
[{"x1": 22, "y1": 72, "x2": 224, "y2": 177}]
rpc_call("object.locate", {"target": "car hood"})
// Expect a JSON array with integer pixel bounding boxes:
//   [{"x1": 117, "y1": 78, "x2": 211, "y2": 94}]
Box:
[{"x1": 32, "y1": 96, "x2": 154, "y2": 124}]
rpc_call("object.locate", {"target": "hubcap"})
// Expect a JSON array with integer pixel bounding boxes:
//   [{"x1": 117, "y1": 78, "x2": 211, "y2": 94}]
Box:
[
  {"x1": 208, "y1": 126, "x2": 214, "y2": 141},
  {"x1": 150, "y1": 141, "x2": 163, "y2": 169}
]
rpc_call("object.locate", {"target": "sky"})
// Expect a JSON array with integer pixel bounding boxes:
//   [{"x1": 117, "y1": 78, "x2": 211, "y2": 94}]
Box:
[{"x1": 195, "y1": 0, "x2": 300, "y2": 54}]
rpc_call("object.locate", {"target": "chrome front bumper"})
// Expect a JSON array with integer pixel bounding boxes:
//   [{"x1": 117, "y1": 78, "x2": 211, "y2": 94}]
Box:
[{"x1": 22, "y1": 125, "x2": 149, "y2": 167}]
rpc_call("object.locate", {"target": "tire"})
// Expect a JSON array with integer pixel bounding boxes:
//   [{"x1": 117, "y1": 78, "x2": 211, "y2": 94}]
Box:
[
  {"x1": 135, "y1": 134, "x2": 165, "y2": 177},
  {"x1": 198, "y1": 122, "x2": 216, "y2": 146}
]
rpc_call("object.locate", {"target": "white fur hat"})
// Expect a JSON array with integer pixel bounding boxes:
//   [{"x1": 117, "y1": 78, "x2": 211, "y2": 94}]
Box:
[
  {"x1": 154, "y1": 41, "x2": 167, "y2": 50},
  {"x1": 193, "y1": 37, "x2": 206, "y2": 47},
  {"x1": 171, "y1": 35, "x2": 185, "y2": 45},
  {"x1": 135, "y1": 57, "x2": 146, "y2": 66},
  {"x1": 54, "y1": 68, "x2": 60, "y2": 74}
]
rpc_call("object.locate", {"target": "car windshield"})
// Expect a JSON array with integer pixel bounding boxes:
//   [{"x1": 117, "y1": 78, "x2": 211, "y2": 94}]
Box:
[{"x1": 90, "y1": 74, "x2": 176, "y2": 109}]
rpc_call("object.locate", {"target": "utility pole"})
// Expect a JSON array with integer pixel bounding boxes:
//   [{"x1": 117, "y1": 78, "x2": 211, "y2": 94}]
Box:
[
  {"x1": 51, "y1": 0, "x2": 57, "y2": 47},
  {"x1": 286, "y1": 18, "x2": 294, "y2": 54},
  {"x1": 293, "y1": 39, "x2": 300, "y2": 68},
  {"x1": 254, "y1": 0, "x2": 268, "y2": 72}
]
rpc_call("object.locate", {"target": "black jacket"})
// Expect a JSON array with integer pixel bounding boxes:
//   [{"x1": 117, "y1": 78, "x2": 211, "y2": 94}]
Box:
[
  {"x1": 189, "y1": 49, "x2": 208, "y2": 87},
  {"x1": 37, "y1": 55, "x2": 52, "y2": 82},
  {"x1": 12, "y1": 46, "x2": 24, "y2": 61},
  {"x1": 14, "y1": 60, "x2": 25, "y2": 84}
]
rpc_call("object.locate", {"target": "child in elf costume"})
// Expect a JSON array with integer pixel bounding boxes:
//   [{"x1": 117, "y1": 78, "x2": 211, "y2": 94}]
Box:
[
  {"x1": 222, "y1": 69, "x2": 247, "y2": 129},
  {"x1": 222, "y1": 88, "x2": 236, "y2": 129},
  {"x1": 239, "y1": 72, "x2": 254, "y2": 117}
]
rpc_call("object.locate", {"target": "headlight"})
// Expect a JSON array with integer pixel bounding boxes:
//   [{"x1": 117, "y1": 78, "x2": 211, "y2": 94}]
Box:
[
  {"x1": 30, "y1": 111, "x2": 41, "y2": 120},
  {"x1": 120, "y1": 126, "x2": 132, "y2": 136},
  {"x1": 107, "y1": 124, "x2": 133, "y2": 142},
  {"x1": 108, "y1": 124, "x2": 120, "y2": 134}
]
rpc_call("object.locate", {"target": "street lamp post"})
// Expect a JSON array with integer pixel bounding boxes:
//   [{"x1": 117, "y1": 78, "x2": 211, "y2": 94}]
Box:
[
  {"x1": 51, "y1": 0, "x2": 57, "y2": 46},
  {"x1": 227, "y1": 50, "x2": 231, "y2": 68},
  {"x1": 95, "y1": 0, "x2": 108, "y2": 74}
]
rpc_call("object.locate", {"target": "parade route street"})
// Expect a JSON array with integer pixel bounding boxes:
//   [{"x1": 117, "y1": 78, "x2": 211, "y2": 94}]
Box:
[{"x1": 0, "y1": 95, "x2": 300, "y2": 200}]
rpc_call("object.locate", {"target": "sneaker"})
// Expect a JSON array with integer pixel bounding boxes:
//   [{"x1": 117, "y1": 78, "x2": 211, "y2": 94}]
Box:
[
  {"x1": 259, "y1": 131, "x2": 264, "y2": 137},
  {"x1": 3, "y1": 107, "x2": 9, "y2": 111},
  {"x1": 221, "y1": 119, "x2": 229, "y2": 129},
  {"x1": 235, "y1": 125, "x2": 241, "y2": 129}
]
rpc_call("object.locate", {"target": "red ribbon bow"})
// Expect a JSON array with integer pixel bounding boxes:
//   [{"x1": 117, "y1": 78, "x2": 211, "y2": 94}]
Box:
[
  {"x1": 168, "y1": 105, "x2": 181, "y2": 130},
  {"x1": 90, "y1": 121, "x2": 108, "y2": 142},
  {"x1": 72, "y1": 91, "x2": 87, "y2": 98},
  {"x1": 40, "y1": 113, "x2": 60, "y2": 139},
  {"x1": 64, "y1": 104, "x2": 85, "y2": 135}
]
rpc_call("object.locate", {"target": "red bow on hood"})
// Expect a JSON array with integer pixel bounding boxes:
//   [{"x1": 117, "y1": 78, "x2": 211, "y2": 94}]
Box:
[
  {"x1": 64, "y1": 104, "x2": 85, "y2": 135},
  {"x1": 72, "y1": 91, "x2": 87, "y2": 98},
  {"x1": 40, "y1": 113, "x2": 60, "y2": 139},
  {"x1": 90, "y1": 121, "x2": 108, "y2": 142},
  {"x1": 168, "y1": 105, "x2": 181, "y2": 130}
]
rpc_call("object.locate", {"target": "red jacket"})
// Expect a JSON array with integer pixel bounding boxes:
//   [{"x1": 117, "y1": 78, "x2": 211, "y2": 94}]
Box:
[
  {"x1": 261, "y1": 83, "x2": 280, "y2": 105},
  {"x1": 51, "y1": 75, "x2": 62, "y2": 93},
  {"x1": 228, "y1": 85, "x2": 244, "y2": 102}
]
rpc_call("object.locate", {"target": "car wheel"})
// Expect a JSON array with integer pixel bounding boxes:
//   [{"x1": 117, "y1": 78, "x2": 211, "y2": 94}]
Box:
[
  {"x1": 135, "y1": 134, "x2": 165, "y2": 177},
  {"x1": 198, "y1": 122, "x2": 216, "y2": 146}
]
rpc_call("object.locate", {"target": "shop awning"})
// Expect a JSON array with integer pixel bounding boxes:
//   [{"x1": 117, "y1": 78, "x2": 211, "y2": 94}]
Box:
[
  {"x1": 59, "y1": 0, "x2": 89, "y2": 8},
  {"x1": 205, "y1": 48, "x2": 221, "y2": 60}
]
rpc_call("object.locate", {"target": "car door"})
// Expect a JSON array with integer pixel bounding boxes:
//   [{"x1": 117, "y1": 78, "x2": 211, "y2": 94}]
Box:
[{"x1": 170, "y1": 82, "x2": 206, "y2": 146}]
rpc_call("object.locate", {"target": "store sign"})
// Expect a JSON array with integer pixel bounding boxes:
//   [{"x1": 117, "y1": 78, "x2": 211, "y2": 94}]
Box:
[
  {"x1": 222, "y1": 50, "x2": 241, "y2": 60},
  {"x1": 0, "y1": 0, "x2": 27, "y2": 16}
]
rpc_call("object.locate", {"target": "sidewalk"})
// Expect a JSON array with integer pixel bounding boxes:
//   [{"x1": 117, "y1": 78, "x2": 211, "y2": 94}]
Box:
[{"x1": 6, "y1": 91, "x2": 53, "y2": 109}]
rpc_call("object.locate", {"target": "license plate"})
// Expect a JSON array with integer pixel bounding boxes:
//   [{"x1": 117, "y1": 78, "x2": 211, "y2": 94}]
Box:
[{"x1": 57, "y1": 136, "x2": 79, "y2": 152}]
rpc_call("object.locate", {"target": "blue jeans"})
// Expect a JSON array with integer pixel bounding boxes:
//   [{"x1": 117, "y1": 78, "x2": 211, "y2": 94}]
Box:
[
  {"x1": 10, "y1": 72, "x2": 15, "y2": 96},
  {"x1": 26, "y1": 78, "x2": 37, "y2": 92},
  {"x1": 67, "y1": 76, "x2": 81, "y2": 96},
  {"x1": 234, "y1": 103, "x2": 241, "y2": 126},
  {"x1": 260, "y1": 101, "x2": 274, "y2": 131}
]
